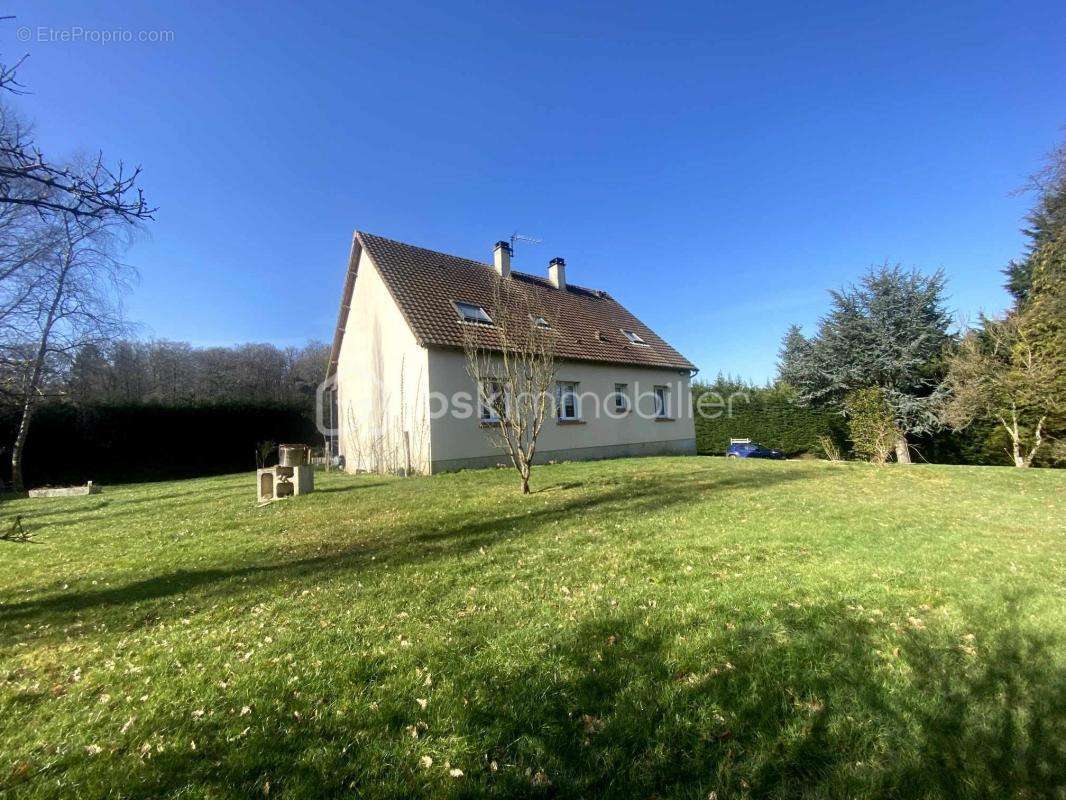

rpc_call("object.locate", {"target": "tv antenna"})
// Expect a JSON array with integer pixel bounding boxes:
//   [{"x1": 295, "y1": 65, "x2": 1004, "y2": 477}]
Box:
[{"x1": 509, "y1": 232, "x2": 542, "y2": 258}]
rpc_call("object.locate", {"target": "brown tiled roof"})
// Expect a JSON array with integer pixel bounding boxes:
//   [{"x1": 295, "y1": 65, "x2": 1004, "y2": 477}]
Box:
[{"x1": 327, "y1": 231, "x2": 696, "y2": 376}]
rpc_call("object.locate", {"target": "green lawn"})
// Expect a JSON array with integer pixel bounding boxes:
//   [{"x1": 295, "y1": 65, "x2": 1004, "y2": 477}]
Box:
[{"x1": 1, "y1": 457, "x2": 1064, "y2": 799}]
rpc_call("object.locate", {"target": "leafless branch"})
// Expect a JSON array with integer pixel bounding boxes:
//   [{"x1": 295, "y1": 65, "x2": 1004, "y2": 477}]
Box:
[{"x1": 0, "y1": 58, "x2": 154, "y2": 222}]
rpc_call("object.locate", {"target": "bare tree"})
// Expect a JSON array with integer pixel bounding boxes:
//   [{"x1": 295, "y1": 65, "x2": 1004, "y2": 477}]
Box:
[
  {"x1": 0, "y1": 61, "x2": 153, "y2": 223},
  {"x1": 463, "y1": 278, "x2": 557, "y2": 494},
  {"x1": 942, "y1": 316, "x2": 1059, "y2": 467},
  {"x1": 5, "y1": 216, "x2": 134, "y2": 491},
  {"x1": 0, "y1": 194, "x2": 57, "y2": 404},
  {"x1": 108, "y1": 340, "x2": 149, "y2": 400},
  {"x1": 144, "y1": 340, "x2": 196, "y2": 402},
  {"x1": 286, "y1": 341, "x2": 331, "y2": 399}
]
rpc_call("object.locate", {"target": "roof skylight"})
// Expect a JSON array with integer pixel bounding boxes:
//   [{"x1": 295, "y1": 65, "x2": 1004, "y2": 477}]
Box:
[{"x1": 455, "y1": 301, "x2": 493, "y2": 325}]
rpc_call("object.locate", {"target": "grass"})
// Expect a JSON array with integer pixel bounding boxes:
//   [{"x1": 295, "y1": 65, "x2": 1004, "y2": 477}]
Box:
[{"x1": 0, "y1": 456, "x2": 1064, "y2": 799}]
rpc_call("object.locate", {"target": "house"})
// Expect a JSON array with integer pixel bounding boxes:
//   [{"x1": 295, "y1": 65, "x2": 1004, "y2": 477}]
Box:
[{"x1": 325, "y1": 232, "x2": 698, "y2": 474}]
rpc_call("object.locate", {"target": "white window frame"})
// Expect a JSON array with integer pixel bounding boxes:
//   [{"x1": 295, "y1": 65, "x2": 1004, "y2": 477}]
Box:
[
  {"x1": 613, "y1": 383, "x2": 630, "y2": 412},
  {"x1": 556, "y1": 381, "x2": 580, "y2": 421},
  {"x1": 455, "y1": 301, "x2": 493, "y2": 325},
  {"x1": 653, "y1": 385, "x2": 670, "y2": 418},
  {"x1": 478, "y1": 378, "x2": 506, "y2": 422},
  {"x1": 620, "y1": 328, "x2": 648, "y2": 346}
]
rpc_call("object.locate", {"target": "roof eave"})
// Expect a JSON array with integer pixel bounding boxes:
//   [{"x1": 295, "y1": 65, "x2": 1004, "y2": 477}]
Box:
[
  {"x1": 325, "y1": 233, "x2": 363, "y2": 380},
  {"x1": 423, "y1": 342, "x2": 695, "y2": 372}
]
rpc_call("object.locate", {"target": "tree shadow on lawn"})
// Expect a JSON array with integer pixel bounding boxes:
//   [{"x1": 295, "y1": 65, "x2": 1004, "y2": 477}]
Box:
[
  {"x1": 0, "y1": 469, "x2": 805, "y2": 637},
  {"x1": 17, "y1": 480, "x2": 395, "y2": 533},
  {"x1": 441, "y1": 602, "x2": 1065, "y2": 799},
  {"x1": 10, "y1": 482, "x2": 268, "y2": 533},
  {"x1": 0, "y1": 499, "x2": 111, "y2": 523},
  {"x1": 313, "y1": 481, "x2": 392, "y2": 494},
  {"x1": 0, "y1": 484, "x2": 254, "y2": 533},
  {"x1": 17, "y1": 600, "x2": 1062, "y2": 799}
]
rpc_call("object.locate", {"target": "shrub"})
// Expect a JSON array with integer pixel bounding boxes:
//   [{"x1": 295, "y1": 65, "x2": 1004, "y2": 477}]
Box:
[
  {"x1": 818, "y1": 435, "x2": 843, "y2": 462},
  {"x1": 844, "y1": 387, "x2": 898, "y2": 464}
]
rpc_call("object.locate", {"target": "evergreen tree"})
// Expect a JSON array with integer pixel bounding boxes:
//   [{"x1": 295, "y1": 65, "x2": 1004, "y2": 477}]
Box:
[
  {"x1": 776, "y1": 324, "x2": 812, "y2": 390},
  {"x1": 1003, "y1": 142, "x2": 1066, "y2": 305},
  {"x1": 778, "y1": 265, "x2": 952, "y2": 463}
]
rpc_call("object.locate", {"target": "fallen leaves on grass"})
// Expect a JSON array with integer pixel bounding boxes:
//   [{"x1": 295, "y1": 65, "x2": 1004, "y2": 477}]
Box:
[
  {"x1": 405, "y1": 721, "x2": 428, "y2": 738},
  {"x1": 581, "y1": 714, "x2": 605, "y2": 735}
]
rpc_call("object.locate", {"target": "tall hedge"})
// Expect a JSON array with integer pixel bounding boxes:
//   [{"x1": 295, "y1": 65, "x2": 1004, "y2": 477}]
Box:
[
  {"x1": 692, "y1": 387, "x2": 848, "y2": 457},
  {"x1": 691, "y1": 384, "x2": 1011, "y2": 465},
  {"x1": 0, "y1": 401, "x2": 318, "y2": 488}
]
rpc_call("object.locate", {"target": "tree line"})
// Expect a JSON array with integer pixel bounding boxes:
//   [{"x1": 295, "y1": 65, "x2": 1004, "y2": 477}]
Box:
[{"x1": 63, "y1": 339, "x2": 329, "y2": 406}]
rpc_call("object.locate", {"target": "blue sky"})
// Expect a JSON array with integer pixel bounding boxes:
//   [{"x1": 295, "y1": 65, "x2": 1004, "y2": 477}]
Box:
[{"x1": 6, "y1": 1, "x2": 1064, "y2": 382}]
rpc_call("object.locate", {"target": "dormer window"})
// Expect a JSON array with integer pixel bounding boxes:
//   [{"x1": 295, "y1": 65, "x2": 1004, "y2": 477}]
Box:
[
  {"x1": 530, "y1": 315, "x2": 550, "y2": 330},
  {"x1": 455, "y1": 301, "x2": 493, "y2": 325},
  {"x1": 621, "y1": 328, "x2": 648, "y2": 346}
]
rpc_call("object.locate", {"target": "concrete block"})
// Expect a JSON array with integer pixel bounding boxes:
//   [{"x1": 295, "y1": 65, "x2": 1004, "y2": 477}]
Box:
[
  {"x1": 29, "y1": 481, "x2": 100, "y2": 498},
  {"x1": 257, "y1": 465, "x2": 314, "y2": 502}
]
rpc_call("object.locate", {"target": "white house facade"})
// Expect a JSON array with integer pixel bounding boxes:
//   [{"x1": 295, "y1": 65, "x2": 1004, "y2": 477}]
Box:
[{"x1": 326, "y1": 232, "x2": 697, "y2": 475}]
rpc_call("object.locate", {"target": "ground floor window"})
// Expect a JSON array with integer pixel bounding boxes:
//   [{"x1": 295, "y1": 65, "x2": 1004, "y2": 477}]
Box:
[
  {"x1": 557, "y1": 381, "x2": 580, "y2": 420},
  {"x1": 653, "y1": 385, "x2": 670, "y2": 418},
  {"x1": 614, "y1": 383, "x2": 629, "y2": 412},
  {"x1": 479, "y1": 379, "x2": 506, "y2": 422}
]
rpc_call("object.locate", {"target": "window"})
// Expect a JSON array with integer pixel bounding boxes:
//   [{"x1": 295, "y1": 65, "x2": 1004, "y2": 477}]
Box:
[
  {"x1": 479, "y1": 379, "x2": 505, "y2": 422},
  {"x1": 455, "y1": 301, "x2": 493, "y2": 325},
  {"x1": 556, "y1": 381, "x2": 580, "y2": 421},
  {"x1": 653, "y1": 385, "x2": 670, "y2": 418},
  {"x1": 530, "y1": 314, "x2": 550, "y2": 330},
  {"x1": 613, "y1": 383, "x2": 629, "y2": 412},
  {"x1": 621, "y1": 328, "x2": 647, "y2": 346}
]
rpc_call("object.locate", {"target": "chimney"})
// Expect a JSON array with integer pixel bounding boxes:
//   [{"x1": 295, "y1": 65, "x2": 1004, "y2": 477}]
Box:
[
  {"x1": 493, "y1": 240, "x2": 511, "y2": 278},
  {"x1": 548, "y1": 257, "x2": 566, "y2": 290}
]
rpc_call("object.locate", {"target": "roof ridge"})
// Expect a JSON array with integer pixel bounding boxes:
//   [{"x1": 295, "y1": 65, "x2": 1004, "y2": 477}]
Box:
[
  {"x1": 356, "y1": 231, "x2": 609, "y2": 296},
  {"x1": 357, "y1": 231, "x2": 485, "y2": 269}
]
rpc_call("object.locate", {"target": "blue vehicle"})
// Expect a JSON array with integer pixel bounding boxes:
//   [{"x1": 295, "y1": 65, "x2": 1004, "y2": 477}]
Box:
[{"x1": 727, "y1": 438, "x2": 785, "y2": 460}]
